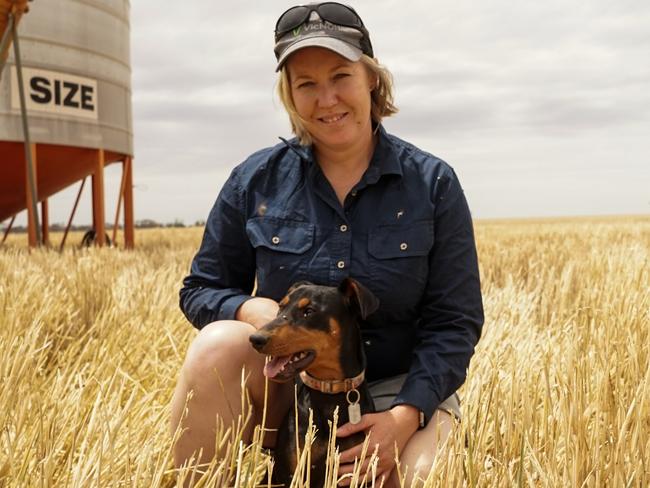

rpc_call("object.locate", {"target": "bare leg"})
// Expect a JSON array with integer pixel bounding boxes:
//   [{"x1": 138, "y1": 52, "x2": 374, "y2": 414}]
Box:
[
  {"x1": 170, "y1": 320, "x2": 293, "y2": 470},
  {"x1": 386, "y1": 410, "x2": 455, "y2": 487}
]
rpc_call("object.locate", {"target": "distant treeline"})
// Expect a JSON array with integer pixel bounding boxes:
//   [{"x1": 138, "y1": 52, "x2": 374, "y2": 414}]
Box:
[{"x1": 2, "y1": 219, "x2": 206, "y2": 233}]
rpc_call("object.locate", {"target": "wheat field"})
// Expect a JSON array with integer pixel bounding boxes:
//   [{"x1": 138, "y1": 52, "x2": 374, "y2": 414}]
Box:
[{"x1": 0, "y1": 215, "x2": 648, "y2": 487}]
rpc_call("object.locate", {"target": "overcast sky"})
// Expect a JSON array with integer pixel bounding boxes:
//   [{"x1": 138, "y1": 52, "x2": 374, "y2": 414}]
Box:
[{"x1": 9, "y1": 0, "x2": 650, "y2": 226}]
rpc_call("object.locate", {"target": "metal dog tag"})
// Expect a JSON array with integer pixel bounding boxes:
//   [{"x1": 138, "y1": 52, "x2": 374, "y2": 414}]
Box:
[
  {"x1": 348, "y1": 402, "x2": 361, "y2": 424},
  {"x1": 346, "y1": 389, "x2": 362, "y2": 424}
]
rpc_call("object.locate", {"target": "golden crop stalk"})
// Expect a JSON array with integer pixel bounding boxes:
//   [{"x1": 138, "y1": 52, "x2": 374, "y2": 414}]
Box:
[{"x1": 0, "y1": 217, "x2": 648, "y2": 487}]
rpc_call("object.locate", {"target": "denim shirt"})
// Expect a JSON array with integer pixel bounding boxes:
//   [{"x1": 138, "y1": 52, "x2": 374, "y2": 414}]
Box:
[{"x1": 180, "y1": 125, "x2": 484, "y2": 424}]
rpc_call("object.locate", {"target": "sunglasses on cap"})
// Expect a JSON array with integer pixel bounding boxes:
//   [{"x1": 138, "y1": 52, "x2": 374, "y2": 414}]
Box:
[{"x1": 275, "y1": 2, "x2": 374, "y2": 57}]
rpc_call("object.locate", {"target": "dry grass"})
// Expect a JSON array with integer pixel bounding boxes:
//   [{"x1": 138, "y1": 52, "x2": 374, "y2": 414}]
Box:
[{"x1": 0, "y1": 215, "x2": 648, "y2": 487}]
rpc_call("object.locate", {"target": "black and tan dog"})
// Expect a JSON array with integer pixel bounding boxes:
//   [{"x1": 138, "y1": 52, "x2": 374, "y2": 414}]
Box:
[{"x1": 249, "y1": 278, "x2": 379, "y2": 487}]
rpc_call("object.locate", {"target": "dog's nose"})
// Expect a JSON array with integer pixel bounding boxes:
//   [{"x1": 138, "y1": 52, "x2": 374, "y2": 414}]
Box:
[{"x1": 249, "y1": 333, "x2": 269, "y2": 350}]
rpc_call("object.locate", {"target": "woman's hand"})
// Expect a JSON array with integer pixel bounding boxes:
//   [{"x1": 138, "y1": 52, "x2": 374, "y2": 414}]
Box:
[
  {"x1": 235, "y1": 297, "x2": 279, "y2": 330},
  {"x1": 336, "y1": 405, "x2": 420, "y2": 486}
]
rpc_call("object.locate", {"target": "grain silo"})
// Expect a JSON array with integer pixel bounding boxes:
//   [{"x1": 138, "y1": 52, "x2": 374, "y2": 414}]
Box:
[{"x1": 0, "y1": 0, "x2": 134, "y2": 248}]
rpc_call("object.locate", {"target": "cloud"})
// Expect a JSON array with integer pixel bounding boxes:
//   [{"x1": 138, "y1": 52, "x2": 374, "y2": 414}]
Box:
[
  {"x1": 127, "y1": 0, "x2": 649, "y2": 220},
  {"x1": 10, "y1": 0, "x2": 647, "y2": 227}
]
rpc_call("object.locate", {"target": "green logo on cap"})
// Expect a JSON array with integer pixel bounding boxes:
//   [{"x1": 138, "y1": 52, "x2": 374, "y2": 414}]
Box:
[{"x1": 292, "y1": 26, "x2": 302, "y2": 37}]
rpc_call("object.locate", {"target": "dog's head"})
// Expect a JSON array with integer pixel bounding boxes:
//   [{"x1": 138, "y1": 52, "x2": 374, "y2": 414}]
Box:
[{"x1": 249, "y1": 278, "x2": 379, "y2": 382}]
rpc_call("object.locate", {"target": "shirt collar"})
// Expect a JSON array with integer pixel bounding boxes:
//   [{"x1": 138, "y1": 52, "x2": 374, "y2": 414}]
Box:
[
  {"x1": 279, "y1": 124, "x2": 403, "y2": 182},
  {"x1": 367, "y1": 124, "x2": 403, "y2": 179}
]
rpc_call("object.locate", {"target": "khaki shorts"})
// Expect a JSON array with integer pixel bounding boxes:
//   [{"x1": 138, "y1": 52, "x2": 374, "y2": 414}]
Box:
[{"x1": 367, "y1": 373, "x2": 462, "y2": 421}]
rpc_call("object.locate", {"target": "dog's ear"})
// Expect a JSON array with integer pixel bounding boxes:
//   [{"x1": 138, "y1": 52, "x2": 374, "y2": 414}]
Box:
[
  {"x1": 286, "y1": 281, "x2": 314, "y2": 295},
  {"x1": 338, "y1": 278, "x2": 379, "y2": 320}
]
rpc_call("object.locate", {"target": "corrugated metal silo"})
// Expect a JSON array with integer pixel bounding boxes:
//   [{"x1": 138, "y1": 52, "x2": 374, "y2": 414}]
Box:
[{"x1": 0, "y1": 0, "x2": 134, "y2": 247}]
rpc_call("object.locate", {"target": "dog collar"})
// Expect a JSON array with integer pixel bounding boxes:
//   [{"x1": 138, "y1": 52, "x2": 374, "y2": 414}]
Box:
[{"x1": 299, "y1": 370, "x2": 365, "y2": 394}]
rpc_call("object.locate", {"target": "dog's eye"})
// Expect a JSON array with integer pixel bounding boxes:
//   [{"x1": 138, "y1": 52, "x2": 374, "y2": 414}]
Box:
[{"x1": 303, "y1": 307, "x2": 315, "y2": 317}]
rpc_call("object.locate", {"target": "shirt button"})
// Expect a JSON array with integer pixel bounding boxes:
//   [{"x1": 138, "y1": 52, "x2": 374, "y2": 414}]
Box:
[
  {"x1": 339, "y1": 224, "x2": 348, "y2": 232},
  {"x1": 400, "y1": 242, "x2": 408, "y2": 251},
  {"x1": 272, "y1": 236, "x2": 280, "y2": 245},
  {"x1": 350, "y1": 191, "x2": 357, "y2": 197},
  {"x1": 337, "y1": 261, "x2": 345, "y2": 269}
]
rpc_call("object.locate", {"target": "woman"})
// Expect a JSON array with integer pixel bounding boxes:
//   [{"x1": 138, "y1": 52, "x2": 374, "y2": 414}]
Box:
[{"x1": 170, "y1": 3, "x2": 483, "y2": 486}]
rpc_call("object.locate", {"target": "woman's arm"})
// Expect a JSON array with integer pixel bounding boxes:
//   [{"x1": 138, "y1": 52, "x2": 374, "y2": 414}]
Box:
[
  {"x1": 392, "y1": 167, "x2": 484, "y2": 425},
  {"x1": 179, "y1": 171, "x2": 258, "y2": 329}
]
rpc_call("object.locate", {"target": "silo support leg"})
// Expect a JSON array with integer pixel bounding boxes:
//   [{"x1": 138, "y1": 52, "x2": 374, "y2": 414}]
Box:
[
  {"x1": 41, "y1": 199, "x2": 49, "y2": 246},
  {"x1": 123, "y1": 156, "x2": 134, "y2": 249},
  {"x1": 92, "y1": 148, "x2": 106, "y2": 246},
  {"x1": 2, "y1": 215, "x2": 16, "y2": 244},
  {"x1": 25, "y1": 143, "x2": 39, "y2": 247},
  {"x1": 112, "y1": 158, "x2": 128, "y2": 245},
  {"x1": 59, "y1": 178, "x2": 86, "y2": 252}
]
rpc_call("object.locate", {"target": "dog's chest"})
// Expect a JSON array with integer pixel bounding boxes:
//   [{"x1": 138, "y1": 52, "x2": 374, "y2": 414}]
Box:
[{"x1": 288, "y1": 385, "x2": 372, "y2": 450}]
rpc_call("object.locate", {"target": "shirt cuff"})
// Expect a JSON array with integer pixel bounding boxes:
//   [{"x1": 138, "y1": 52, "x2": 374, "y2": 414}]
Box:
[
  {"x1": 218, "y1": 294, "x2": 253, "y2": 321},
  {"x1": 390, "y1": 378, "x2": 441, "y2": 427}
]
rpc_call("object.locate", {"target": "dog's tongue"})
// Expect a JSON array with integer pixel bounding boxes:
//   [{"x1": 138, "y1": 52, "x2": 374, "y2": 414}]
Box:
[{"x1": 264, "y1": 355, "x2": 292, "y2": 379}]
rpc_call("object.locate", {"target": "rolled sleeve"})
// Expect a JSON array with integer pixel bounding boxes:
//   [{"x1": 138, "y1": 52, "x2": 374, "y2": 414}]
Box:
[
  {"x1": 179, "y1": 170, "x2": 256, "y2": 329},
  {"x1": 391, "y1": 168, "x2": 484, "y2": 424},
  {"x1": 218, "y1": 294, "x2": 253, "y2": 321}
]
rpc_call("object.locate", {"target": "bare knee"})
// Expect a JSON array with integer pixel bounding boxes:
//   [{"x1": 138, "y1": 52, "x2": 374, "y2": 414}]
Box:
[
  {"x1": 183, "y1": 320, "x2": 258, "y2": 385},
  {"x1": 170, "y1": 321, "x2": 260, "y2": 433}
]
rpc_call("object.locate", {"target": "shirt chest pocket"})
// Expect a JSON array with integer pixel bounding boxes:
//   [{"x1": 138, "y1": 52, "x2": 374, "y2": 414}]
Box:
[
  {"x1": 367, "y1": 220, "x2": 434, "y2": 306},
  {"x1": 246, "y1": 217, "x2": 314, "y2": 300}
]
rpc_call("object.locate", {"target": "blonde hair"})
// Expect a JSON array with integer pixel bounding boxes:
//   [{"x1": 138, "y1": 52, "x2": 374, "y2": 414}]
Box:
[{"x1": 277, "y1": 54, "x2": 398, "y2": 146}]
